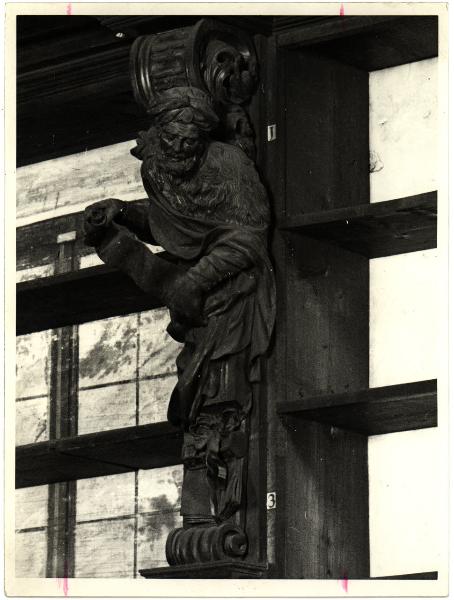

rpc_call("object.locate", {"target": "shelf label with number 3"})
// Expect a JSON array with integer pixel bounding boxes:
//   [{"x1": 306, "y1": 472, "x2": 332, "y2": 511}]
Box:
[{"x1": 267, "y1": 492, "x2": 276, "y2": 510}]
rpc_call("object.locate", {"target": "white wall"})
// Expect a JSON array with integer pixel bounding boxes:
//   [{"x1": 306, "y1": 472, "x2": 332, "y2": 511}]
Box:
[
  {"x1": 368, "y1": 58, "x2": 441, "y2": 577},
  {"x1": 16, "y1": 139, "x2": 142, "y2": 227},
  {"x1": 369, "y1": 58, "x2": 437, "y2": 204}
]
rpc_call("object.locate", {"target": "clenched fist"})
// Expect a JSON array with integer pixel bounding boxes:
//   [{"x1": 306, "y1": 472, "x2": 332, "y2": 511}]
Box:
[{"x1": 83, "y1": 198, "x2": 125, "y2": 246}]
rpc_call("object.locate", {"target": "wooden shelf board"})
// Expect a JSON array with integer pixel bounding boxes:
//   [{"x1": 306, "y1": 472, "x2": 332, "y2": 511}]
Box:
[
  {"x1": 16, "y1": 421, "x2": 182, "y2": 488},
  {"x1": 17, "y1": 264, "x2": 163, "y2": 335},
  {"x1": 277, "y1": 380, "x2": 437, "y2": 436},
  {"x1": 279, "y1": 192, "x2": 437, "y2": 259},
  {"x1": 140, "y1": 560, "x2": 268, "y2": 579},
  {"x1": 16, "y1": 200, "x2": 147, "y2": 271},
  {"x1": 371, "y1": 572, "x2": 438, "y2": 580},
  {"x1": 278, "y1": 16, "x2": 437, "y2": 72}
]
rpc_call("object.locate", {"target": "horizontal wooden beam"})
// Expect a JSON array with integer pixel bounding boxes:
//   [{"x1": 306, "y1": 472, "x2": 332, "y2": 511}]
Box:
[
  {"x1": 277, "y1": 380, "x2": 437, "y2": 436},
  {"x1": 17, "y1": 200, "x2": 147, "y2": 270},
  {"x1": 278, "y1": 16, "x2": 438, "y2": 72},
  {"x1": 16, "y1": 421, "x2": 182, "y2": 488},
  {"x1": 279, "y1": 192, "x2": 437, "y2": 259},
  {"x1": 17, "y1": 264, "x2": 163, "y2": 335},
  {"x1": 17, "y1": 210, "x2": 88, "y2": 271},
  {"x1": 140, "y1": 560, "x2": 268, "y2": 579},
  {"x1": 371, "y1": 572, "x2": 438, "y2": 580},
  {"x1": 17, "y1": 15, "x2": 271, "y2": 166},
  {"x1": 277, "y1": 16, "x2": 400, "y2": 48}
]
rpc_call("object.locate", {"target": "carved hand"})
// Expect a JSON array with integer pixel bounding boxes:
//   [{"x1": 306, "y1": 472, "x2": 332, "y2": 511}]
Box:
[
  {"x1": 165, "y1": 273, "x2": 207, "y2": 328},
  {"x1": 83, "y1": 198, "x2": 125, "y2": 246}
]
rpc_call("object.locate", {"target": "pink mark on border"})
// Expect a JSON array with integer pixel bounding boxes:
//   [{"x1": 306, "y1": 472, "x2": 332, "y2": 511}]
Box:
[
  {"x1": 57, "y1": 577, "x2": 69, "y2": 596},
  {"x1": 340, "y1": 573, "x2": 349, "y2": 593},
  {"x1": 66, "y1": 3, "x2": 72, "y2": 15},
  {"x1": 339, "y1": 3, "x2": 345, "y2": 16},
  {"x1": 57, "y1": 561, "x2": 69, "y2": 596}
]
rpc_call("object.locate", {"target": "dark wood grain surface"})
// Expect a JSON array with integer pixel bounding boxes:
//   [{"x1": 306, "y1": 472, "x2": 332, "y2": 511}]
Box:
[
  {"x1": 140, "y1": 559, "x2": 268, "y2": 578},
  {"x1": 16, "y1": 421, "x2": 182, "y2": 488},
  {"x1": 273, "y1": 47, "x2": 370, "y2": 579},
  {"x1": 277, "y1": 16, "x2": 437, "y2": 72},
  {"x1": 17, "y1": 16, "x2": 437, "y2": 166},
  {"x1": 371, "y1": 571, "x2": 438, "y2": 580},
  {"x1": 278, "y1": 379, "x2": 437, "y2": 435},
  {"x1": 280, "y1": 192, "x2": 437, "y2": 258},
  {"x1": 17, "y1": 264, "x2": 163, "y2": 335}
]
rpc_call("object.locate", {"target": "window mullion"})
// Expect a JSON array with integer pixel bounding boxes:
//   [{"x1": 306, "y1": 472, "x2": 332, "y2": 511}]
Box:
[{"x1": 46, "y1": 234, "x2": 79, "y2": 578}]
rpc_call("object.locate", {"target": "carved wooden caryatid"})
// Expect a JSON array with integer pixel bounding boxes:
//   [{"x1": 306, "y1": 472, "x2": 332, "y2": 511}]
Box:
[{"x1": 83, "y1": 19, "x2": 275, "y2": 569}]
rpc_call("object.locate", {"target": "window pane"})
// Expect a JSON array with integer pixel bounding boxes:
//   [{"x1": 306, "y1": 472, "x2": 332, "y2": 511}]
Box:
[
  {"x1": 138, "y1": 308, "x2": 182, "y2": 379},
  {"x1": 137, "y1": 466, "x2": 183, "y2": 573},
  {"x1": 15, "y1": 486, "x2": 49, "y2": 578},
  {"x1": 16, "y1": 263, "x2": 54, "y2": 283},
  {"x1": 16, "y1": 330, "x2": 52, "y2": 399},
  {"x1": 138, "y1": 466, "x2": 183, "y2": 514},
  {"x1": 137, "y1": 512, "x2": 182, "y2": 572},
  {"x1": 78, "y1": 309, "x2": 182, "y2": 432},
  {"x1": 78, "y1": 382, "x2": 136, "y2": 435},
  {"x1": 15, "y1": 485, "x2": 48, "y2": 530},
  {"x1": 138, "y1": 375, "x2": 177, "y2": 425},
  {"x1": 76, "y1": 473, "x2": 135, "y2": 522},
  {"x1": 75, "y1": 473, "x2": 136, "y2": 577},
  {"x1": 73, "y1": 467, "x2": 183, "y2": 577},
  {"x1": 16, "y1": 397, "x2": 48, "y2": 446},
  {"x1": 16, "y1": 530, "x2": 47, "y2": 578},
  {"x1": 369, "y1": 58, "x2": 437, "y2": 203},
  {"x1": 16, "y1": 329, "x2": 52, "y2": 446},
  {"x1": 79, "y1": 314, "x2": 139, "y2": 388},
  {"x1": 75, "y1": 519, "x2": 135, "y2": 578}
]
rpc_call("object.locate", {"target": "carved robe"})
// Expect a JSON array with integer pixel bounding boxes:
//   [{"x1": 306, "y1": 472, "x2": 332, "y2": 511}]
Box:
[
  {"x1": 133, "y1": 132, "x2": 276, "y2": 426},
  {"x1": 94, "y1": 133, "x2": 275, "y2": 521}
]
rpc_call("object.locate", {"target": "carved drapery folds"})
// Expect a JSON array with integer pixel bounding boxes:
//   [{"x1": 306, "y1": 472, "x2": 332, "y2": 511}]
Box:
[{"x1": 83, "y1": 18, "x2": 275, "y2": 571}]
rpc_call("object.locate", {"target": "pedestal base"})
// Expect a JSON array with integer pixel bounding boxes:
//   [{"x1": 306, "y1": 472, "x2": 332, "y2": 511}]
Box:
[{"x1": 139, "y1": 560, "x2": 268, "y2": 579}]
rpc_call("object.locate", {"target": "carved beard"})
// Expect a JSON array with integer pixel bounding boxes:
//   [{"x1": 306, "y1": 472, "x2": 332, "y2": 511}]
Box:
[{"x1": 159, "y1": 152, "x2": 200, "y2": 180}]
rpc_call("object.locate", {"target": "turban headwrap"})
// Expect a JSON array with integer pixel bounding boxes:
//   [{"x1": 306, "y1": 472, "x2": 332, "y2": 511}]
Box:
[{"x1": 148, "y1": 87, "x2": 219, "y2": 132}]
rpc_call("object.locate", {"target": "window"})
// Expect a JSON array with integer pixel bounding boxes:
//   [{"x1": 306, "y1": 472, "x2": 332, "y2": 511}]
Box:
[{"x1": 15, "y1": 140, "x2": 184, "y2": 578}]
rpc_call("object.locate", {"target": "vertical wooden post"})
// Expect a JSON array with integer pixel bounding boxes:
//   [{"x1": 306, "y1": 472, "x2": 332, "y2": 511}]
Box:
[
  {"x1": 46, "y1": 233, "x2": 79, "y2": 578},
  {"x1": 270, "y1": 47, "x2": 370, "y2": 578},
  {"x1": 255, "y1": 34, "x2": 288, "y2": 577}
]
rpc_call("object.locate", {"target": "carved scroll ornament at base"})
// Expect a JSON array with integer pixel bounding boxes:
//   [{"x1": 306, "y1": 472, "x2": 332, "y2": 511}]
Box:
[{"x1": 83, "y1": 19, "x2": 275, "y2": 567}]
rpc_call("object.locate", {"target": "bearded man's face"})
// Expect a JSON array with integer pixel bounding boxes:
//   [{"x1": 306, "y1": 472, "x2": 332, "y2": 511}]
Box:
[{"x1": 159, "y1": 122, "x2": 206, "y2": 178}]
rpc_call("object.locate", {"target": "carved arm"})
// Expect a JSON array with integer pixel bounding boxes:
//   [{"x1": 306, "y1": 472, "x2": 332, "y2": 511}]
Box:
[
  {"x1": 84, "y1": 198, "x2": 156, "y2": 246},
  {"x1": 116, "y1": 199, "x2": 157, "y2": 245},
  {"x1": 186, "y1": 238, "x2": 256, "y2": 292},
  {"x1": 84, "y1": 202, "x2": 205, "y2": 327}
]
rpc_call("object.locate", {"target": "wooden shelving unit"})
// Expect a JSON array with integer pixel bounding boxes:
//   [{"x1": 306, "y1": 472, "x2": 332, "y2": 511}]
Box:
[
  {"x1": 279, "y1": 192, "x2": 437, "y2": 258},
  {"x1": 16, "y1": 421, "x2": 182, "y2": 488},
  {"x1": 17, "y1": 264, "x2": 162, "y2": 335},
  {"x1": 266, "y1": 14, "x2": 440, "y2": 580},
  {"x1": 277, "y1": 380, "x2": 437, "y2": 436},
  {"x1": 276, "y1": 15, "x2": 438, "y2": 71}
]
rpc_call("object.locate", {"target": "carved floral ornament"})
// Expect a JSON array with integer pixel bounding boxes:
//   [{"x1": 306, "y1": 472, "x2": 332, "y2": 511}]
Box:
[
  {"x1": 130, "y1": 19, "x2": 258, "y2": 109},
  {"x1": 84, "y1": 18, "x2": 275, "y2": 571}
]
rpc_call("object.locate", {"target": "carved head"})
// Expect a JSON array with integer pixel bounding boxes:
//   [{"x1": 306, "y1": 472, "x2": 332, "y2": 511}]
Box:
[{"x1": 149, "y1": 87, "x2": 219, "y2": 178}]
